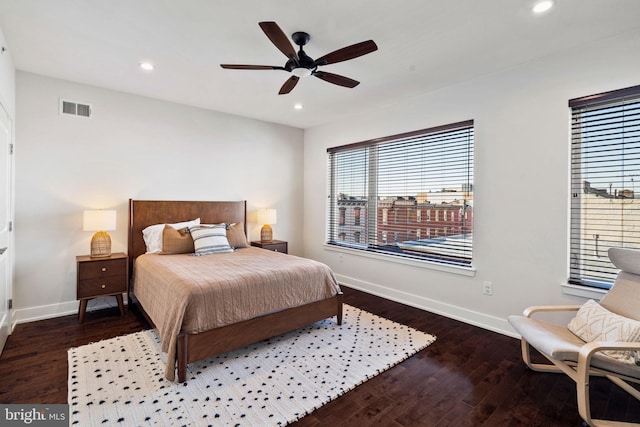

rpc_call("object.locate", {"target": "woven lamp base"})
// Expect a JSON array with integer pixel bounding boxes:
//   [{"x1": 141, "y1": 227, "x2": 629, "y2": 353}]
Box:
[
  {"x1": 91, "y1": 231, "x2": 112, "y2": 257},
  {"x1": 260, "y1": 224, "x2": 273, "y2": 243}
]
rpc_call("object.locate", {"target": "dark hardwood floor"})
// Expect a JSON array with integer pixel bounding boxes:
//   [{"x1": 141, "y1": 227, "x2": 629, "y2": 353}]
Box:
[{"x1": 1, "y1": 287, "x2": 638, "y2": 426}]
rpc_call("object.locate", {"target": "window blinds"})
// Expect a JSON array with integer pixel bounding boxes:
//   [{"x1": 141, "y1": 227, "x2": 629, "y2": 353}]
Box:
[
  {"x1": 327, "y1": 120, "x2": 474, "y2": 266},
  {"x1": 569, "y1": 85, "x2": 640, "y2": 288}
]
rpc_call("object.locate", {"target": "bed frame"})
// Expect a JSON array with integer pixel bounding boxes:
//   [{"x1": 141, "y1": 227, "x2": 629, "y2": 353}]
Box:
[{"x1": 128, "y1": 199, "x2": 343, "y2": 382}]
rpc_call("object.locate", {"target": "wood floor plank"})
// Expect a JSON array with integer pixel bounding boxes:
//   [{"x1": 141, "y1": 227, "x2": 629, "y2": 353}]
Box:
[{"x1": 0, "y1": 287, "x2": 638, "y2": 426}]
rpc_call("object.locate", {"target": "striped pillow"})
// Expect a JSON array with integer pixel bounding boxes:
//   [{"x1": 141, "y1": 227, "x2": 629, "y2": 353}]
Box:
[{"x1": 188, "y1": 224, "x2": 234, "y2": 255}]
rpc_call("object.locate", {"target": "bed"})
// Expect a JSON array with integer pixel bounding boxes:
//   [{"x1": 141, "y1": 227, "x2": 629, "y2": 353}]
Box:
[{"x1": 128, "y1": 199, "x2": 343, "y2": 382}]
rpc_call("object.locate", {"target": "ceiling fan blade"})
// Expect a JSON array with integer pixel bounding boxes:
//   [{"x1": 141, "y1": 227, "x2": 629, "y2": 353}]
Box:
[
  {"x1": 279, "y1": 76, "x2": 299, "y2": 95},
  {"x1": 314, "y1": 40, "x2": 378, "y2": 66},
  {"x1": 259, "y1": 21, "x2": 298, "y2": 61},
  {"x1": 314, "y1": 71, "x2": 360, "y2": 88},
  {"x1": 220, "y1": 64, "x2": 285, "y2": 70}
]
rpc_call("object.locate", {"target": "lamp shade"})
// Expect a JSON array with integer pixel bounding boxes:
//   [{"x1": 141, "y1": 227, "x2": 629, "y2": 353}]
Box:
[
  {"x1": 83, "y1": 210, "x2": 116, "y2": 232},
  {"x1": 257, "y1": 208, "x2": 277, "y2": 225}
]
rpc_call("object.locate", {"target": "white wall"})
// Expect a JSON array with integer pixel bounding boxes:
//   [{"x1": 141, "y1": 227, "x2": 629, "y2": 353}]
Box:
[
  {"x1": 13, "y1": 71, "x2": 303, "y2": 323},
  {"x1": 0, "y1": 25, "x2": 15, "y2": 118},
  {"x1": 303, "y1": 30, "x2": 640, "y2": 336}
]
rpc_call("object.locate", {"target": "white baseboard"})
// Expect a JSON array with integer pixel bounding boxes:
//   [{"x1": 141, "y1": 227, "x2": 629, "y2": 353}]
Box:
[
  {"x1": 336, "y1": 273, "x2": 519, "y2": 339},
  {"x1": 10, "y1": 280, "x2": 517, "y2": 340},
  {"x1": 11, "y1": 296, "x2": 128, "y2": 331}
]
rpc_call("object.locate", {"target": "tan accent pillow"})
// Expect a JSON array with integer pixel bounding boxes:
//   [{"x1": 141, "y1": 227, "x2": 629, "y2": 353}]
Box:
[
  {"x1": 226, "y1": 222, "x2": 249, "y2": 248},
  {"x1": 160, "y1": 225, "x2": 194, "y2": 254}
]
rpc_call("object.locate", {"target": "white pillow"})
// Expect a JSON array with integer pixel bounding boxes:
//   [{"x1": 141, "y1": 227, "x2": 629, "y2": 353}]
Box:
[
  {"x1": 568, "y1": 299, "x2": 640, "y2": 365},
  {"x1": 142, "y1": 218, "x2": 200, "y2": 253},
  {"x1": 188, "y1": 224, "x2": 234, "y2": 256}
]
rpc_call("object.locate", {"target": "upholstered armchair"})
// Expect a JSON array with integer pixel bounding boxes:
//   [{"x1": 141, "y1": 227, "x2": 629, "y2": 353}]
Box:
[{"x1": 509, "y1": 247, "x2": 640, "y2": 427}]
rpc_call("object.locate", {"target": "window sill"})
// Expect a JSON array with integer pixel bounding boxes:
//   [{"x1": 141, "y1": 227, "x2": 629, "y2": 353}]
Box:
[
  {"x1": 561, "y1": 283, "x2": 607, "y2": 300},
  {"x1": 323, "y1": 244, "x2": 476, "y2": 277}
]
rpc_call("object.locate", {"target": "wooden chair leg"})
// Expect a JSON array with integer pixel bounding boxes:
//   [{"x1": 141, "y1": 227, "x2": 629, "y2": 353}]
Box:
[
  {"x1": 576, "y1": 358, "x2": 593, "y2": 426},
  {"x1": 520, "y1": 338, "x2": 563, "y2": 373}
]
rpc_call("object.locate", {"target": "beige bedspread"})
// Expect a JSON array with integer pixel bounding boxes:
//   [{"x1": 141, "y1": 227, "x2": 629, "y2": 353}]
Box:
[{"x1": 132, "y1": 247, "x2": 341, "y2": 381}]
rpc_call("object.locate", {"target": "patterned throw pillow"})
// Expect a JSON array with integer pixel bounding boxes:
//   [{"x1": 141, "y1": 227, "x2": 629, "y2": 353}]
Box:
[
  {"x1": 188, "y1": 224, "x2": 234, "y2": 256},
  {"x1": 568, "y1": 299, "x2": 640, "y2": 365}
]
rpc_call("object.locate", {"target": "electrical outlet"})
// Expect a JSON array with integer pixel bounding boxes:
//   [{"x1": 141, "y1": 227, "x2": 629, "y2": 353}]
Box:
[{"x1": 483, "y1": 281, "x2": 493, "y2": 296}]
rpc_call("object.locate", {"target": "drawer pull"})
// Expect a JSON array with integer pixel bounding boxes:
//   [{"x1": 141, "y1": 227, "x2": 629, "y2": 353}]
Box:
[
  {"x1": 101, "y1": 284, "x2": 106, "y2": 289},
  {"x1": 101, "y1": 267, "x2": 107, "y2": 272}
]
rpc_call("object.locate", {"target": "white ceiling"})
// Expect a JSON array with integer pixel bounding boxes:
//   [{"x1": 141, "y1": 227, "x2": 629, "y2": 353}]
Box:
[{"x1": 0, "y1": 0, "x2": 639, "y2": 129}]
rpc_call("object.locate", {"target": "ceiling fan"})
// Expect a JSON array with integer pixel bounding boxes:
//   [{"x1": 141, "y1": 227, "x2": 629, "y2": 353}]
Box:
[{"x1": 220, "y1": 21, "x2": 378, "y2": 95}]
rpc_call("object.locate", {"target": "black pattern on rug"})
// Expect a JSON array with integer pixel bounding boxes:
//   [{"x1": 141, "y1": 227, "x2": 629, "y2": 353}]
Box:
[{"x1": 68, "y1": 304, "x2": 436, "y2": 426}]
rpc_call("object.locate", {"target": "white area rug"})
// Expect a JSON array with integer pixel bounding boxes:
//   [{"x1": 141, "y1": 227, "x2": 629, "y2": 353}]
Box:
[{"x1": 68, "y1": 304, "x2": 435, "y2": 426}]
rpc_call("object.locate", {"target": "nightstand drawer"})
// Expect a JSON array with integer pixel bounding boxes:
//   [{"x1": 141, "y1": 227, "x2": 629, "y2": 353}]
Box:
[
  {"x1": 76, "y1": 252, "x2": 128, "y2": 323},
  {"x1": 251, "y1": 240, "x2": 288, "y2": 254},
  {"x1": 265, "y1": 242, "x2": 287, "y2": 253},
  {"x1": 77, "y1": 276, "x2": 127, "y2": 299},
  {"x1": 78, "y1": 258, "x2": 126, "y2": 280}
]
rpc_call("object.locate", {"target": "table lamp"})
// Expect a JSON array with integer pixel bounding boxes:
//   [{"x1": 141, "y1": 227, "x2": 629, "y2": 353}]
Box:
[
  {"x1": 257, "y1": 208, "x2": 277, "y2": 243},
  {"x1": 83, "y1": 210, "x2": 116, "y2": 257}
]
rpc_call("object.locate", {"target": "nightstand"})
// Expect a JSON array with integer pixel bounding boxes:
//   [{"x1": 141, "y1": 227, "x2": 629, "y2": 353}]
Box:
[
  {"x1": 76, "y1": 252, "x2": 128, "y2": 323},
  {"x1": 251, "y1": 240, "x2": 288, "y2": 254}
]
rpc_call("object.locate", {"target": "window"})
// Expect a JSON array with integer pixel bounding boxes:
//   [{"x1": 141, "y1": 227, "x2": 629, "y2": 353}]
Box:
[
  {"x1": 327, "y1": 120, "x2": 474, "y2": 266},
  {"x1": 569, "y1": 85, "x2": 640, "y2": 289},
  {"x1": 339, "y1": 207, "x2": 346, "y2": 226}
]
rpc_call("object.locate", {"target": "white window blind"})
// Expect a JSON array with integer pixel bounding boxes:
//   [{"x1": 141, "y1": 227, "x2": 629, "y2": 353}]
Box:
[
  {"x1": 569, "y1": 85, "x2": 640, "y2": 289},
  {"x1": 327, "y1": 120, "x2": 474, "y2": 266}
]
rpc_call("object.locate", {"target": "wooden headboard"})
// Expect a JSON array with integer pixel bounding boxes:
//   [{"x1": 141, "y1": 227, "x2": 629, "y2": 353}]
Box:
[{"x1": 128, "y1": 199, "x2": 247, "y2": 275}]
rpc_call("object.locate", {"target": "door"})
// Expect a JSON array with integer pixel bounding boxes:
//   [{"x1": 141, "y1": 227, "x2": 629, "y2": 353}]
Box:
[{"x1": 0, "y1": 103, "x2": 13, "y2": 353}]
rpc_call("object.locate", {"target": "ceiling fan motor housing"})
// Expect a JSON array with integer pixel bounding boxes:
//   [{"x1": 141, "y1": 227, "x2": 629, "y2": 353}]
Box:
[
  {"x1": 286, "y1": 31, "x2": 316, "y2": 74},
  {"x1": 291, "y1": 31, "x2": 310, "y2": 46}
]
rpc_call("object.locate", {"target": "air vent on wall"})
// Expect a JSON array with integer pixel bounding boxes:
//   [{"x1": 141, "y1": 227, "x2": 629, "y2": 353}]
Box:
[{"x1": 59, "y1": 99, "x2": 92, "y2": 118}]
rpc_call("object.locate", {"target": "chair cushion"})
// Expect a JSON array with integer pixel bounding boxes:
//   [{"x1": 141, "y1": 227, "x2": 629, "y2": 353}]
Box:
[
  {"x1": 608, "y1": 247, "x2": 640, "y2": 276},
  {"x1": 509, "y1": 314, "x2": 640, "y2": 379},
  {"x1": 603, "y1": 248, "x2": 640, "y2": 321},
  {"x1": 600, "y1": 272, "x2": 640, "y2": 321},
  {"x1": 568, "y1": 299, "x2": 640, "y2": 365},
  {"x1": 509, "y1": 314, "x2": 585, "y2": 361}
]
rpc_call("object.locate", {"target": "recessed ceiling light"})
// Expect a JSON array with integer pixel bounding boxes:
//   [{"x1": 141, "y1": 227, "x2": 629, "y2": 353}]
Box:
[
  {"x1": 139, "y1": 62, "x2": 155, "y2": 71},
  {"x1": 294, "y1": 103, "x2": 304, "y2": 110},
  {"x1": 532, "y1": 0, "x2": 554, "y2": 14}
]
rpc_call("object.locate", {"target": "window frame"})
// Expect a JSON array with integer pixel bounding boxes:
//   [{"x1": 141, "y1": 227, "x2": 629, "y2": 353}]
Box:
[
  {"x1": 327, "y1": 120, "x2": 474, "y2": 268},
  {"x1": 568, "y1": 84, "x2": 640, "y2": 290}
]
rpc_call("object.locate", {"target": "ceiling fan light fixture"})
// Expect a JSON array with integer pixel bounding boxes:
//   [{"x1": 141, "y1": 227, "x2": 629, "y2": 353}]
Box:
[{"x1": 292, "y1": 67, "x2": 312, "y2": 78}]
